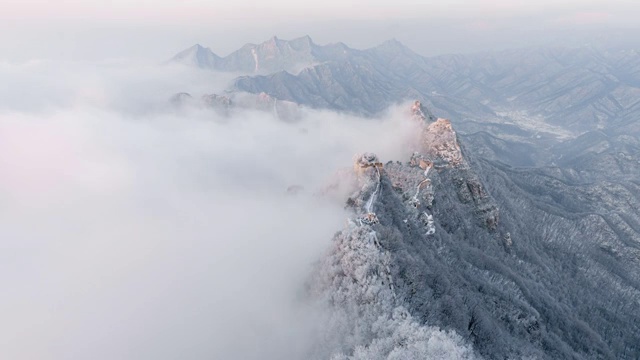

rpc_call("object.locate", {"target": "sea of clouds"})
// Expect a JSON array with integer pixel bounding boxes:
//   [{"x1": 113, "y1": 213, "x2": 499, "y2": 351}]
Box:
[{"x1": 0, "y1": 60, "x2": 422, "y2": 359}]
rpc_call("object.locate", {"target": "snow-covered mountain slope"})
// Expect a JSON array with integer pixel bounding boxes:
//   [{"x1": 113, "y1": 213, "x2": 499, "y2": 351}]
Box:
[{"x1": 307, "y1": 103, "x2": 640, "y2": 359}]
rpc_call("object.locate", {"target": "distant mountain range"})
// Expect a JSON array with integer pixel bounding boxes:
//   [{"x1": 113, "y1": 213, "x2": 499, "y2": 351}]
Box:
[
  {"x1": 170, "y1": 36, "x2": 640, "y2": 166},
  {"x1": 171, "y1": 35, "x2": 349, "y2": 75}
]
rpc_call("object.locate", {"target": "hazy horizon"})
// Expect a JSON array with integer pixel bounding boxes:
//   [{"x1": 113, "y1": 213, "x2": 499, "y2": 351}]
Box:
[{"x1": 2, "y1": 0, "x2": 640, "y2": 62}]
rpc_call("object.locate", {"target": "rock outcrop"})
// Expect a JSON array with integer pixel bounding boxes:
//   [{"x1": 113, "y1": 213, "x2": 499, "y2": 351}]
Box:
[{"x1": 310, "y1": 102, "x2": 510, "y2": 359}]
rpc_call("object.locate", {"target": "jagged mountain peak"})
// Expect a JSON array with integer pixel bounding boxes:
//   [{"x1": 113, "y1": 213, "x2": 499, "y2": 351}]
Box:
[
  {"x1": 287, "y1": 35, "x2": 316, "y2": 50},
  {"x1": 170, "y1": 35, "x2": 328, "y2": 74},
  {"x1": 170, "y1": 43, "x2": 220, "y2": 68},
  {"x1": 253, "y1": 35, "x2": 317, "y2": 55},
  {"x1": 259, "y1": 35, "x2": 284, "y2": 49},
  {"x1": 169, "y1": 35, "x2": 361, "y2": 75},
  {"x1": 239, "y1": 35, "x2": 314, "y2": 50},
  {"x1": 378, "y1": 37, "x2": 406, "y2": 48},
  {"x1": 187, "y1": 43, "x2": 206, "y2": 51},
  {"x1": 373, "y1": 38, "x2": 418, "y2": 55},
  {"x1": 411, "y1": 100, "x2": 437, "y2": 122}
]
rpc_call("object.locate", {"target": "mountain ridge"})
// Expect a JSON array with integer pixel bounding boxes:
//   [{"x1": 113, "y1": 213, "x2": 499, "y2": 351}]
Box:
[
  {"x1": 171, "y1": 36, "x2": 640, "y2": 140},
  {"x1": 310, "y1": 103, "x2": 640, "y2": 359},
  {"x1": 170, "y1": 35, "x2": 354, "y2": 75}
]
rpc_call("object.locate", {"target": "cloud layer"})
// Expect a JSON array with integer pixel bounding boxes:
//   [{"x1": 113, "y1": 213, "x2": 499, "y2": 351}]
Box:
[{"x1": 0, "y1": 60, "x2": 421, "y2": 359}]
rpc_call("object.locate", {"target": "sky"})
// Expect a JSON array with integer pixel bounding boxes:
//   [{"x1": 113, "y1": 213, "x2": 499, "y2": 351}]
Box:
[{"x1": 1, "y1": 0, "x2": 639, "y2": 62}]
